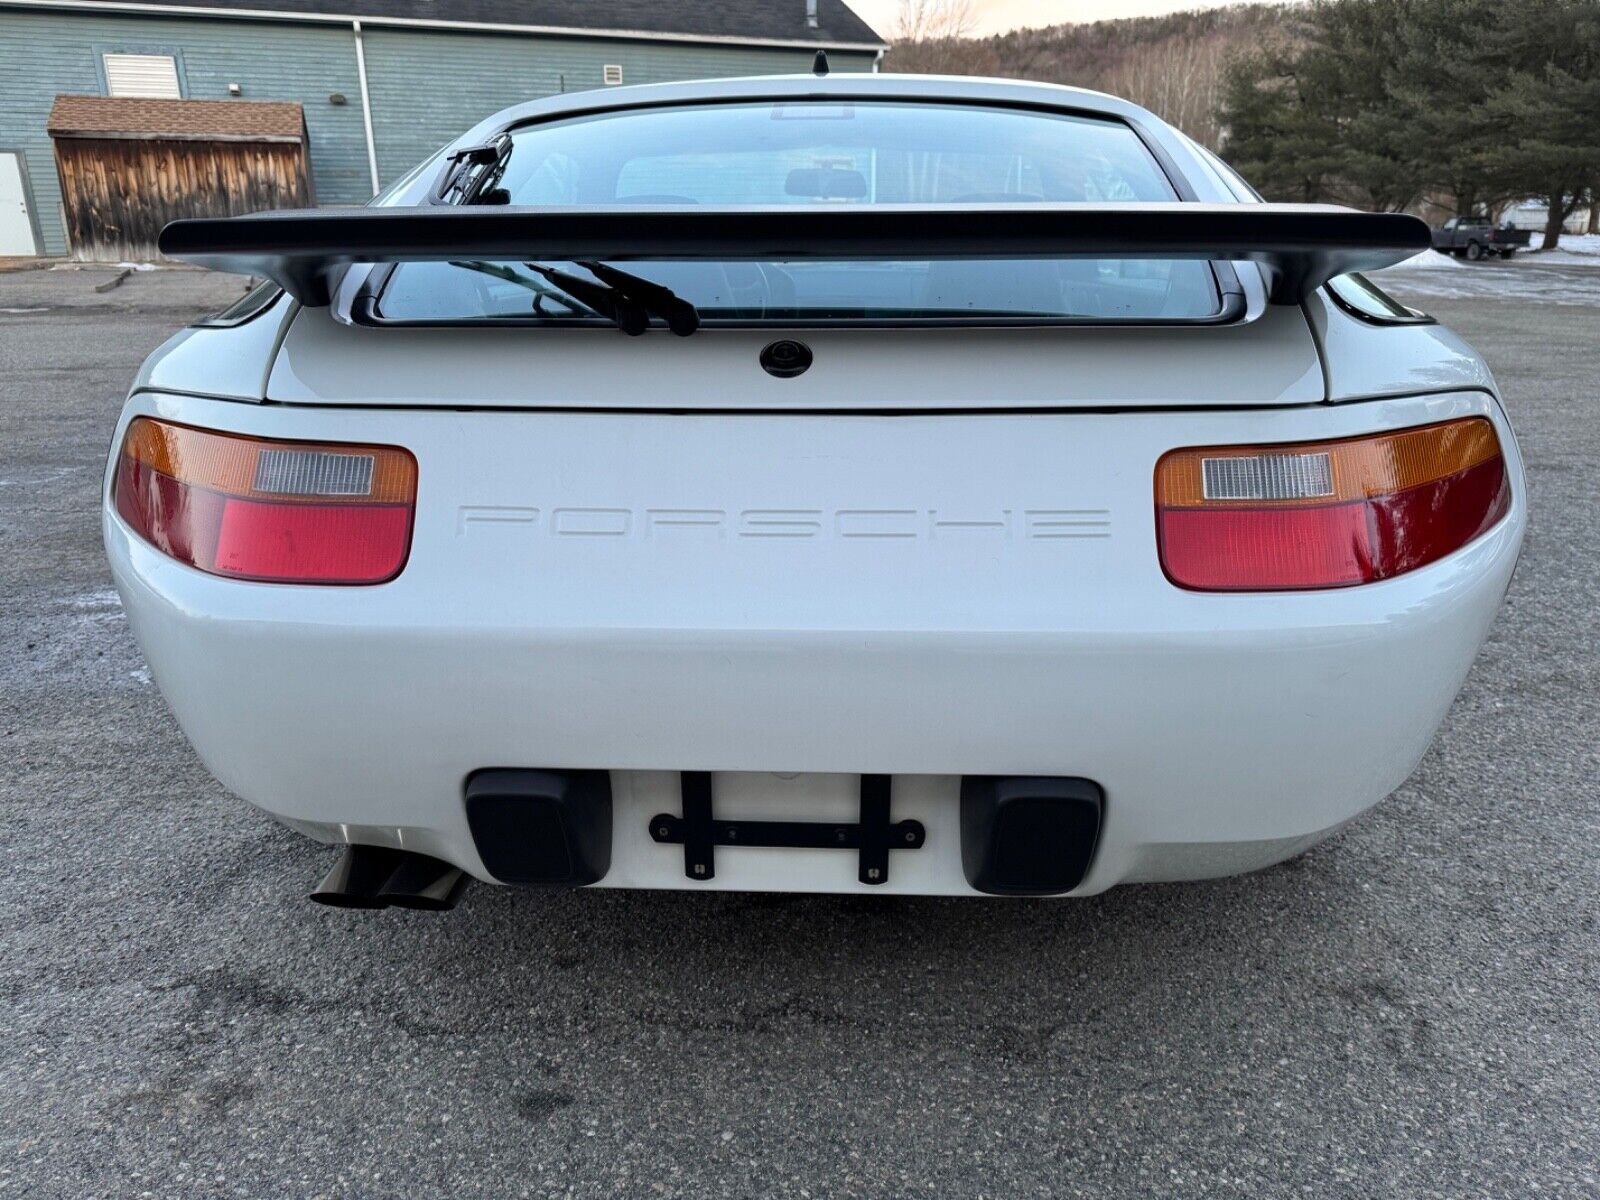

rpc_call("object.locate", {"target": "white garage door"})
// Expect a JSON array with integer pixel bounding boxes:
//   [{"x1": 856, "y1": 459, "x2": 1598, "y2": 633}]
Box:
[{"x1": 0, "y1": 153, "x2": 40, "y2": 256}]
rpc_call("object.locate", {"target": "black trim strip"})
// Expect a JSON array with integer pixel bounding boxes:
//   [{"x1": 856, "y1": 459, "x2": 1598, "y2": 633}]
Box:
[
  {"x1": 1323, "y1": 276, "x2": 1437, "y2": 327},
  {"x1": 350, "y1": 300, "x2": 1251, "y2": 330}
]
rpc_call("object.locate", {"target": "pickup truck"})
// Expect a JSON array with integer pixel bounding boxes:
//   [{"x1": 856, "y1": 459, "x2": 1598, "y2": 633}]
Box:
[{"x1": 1431, "y1": 217, "x2": 1532, "y2": 260}]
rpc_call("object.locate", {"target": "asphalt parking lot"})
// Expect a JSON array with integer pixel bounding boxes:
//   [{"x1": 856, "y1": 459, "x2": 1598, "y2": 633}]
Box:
[{"x1": 2, "y1": 261, "x2": 1597, "y2": 1199}]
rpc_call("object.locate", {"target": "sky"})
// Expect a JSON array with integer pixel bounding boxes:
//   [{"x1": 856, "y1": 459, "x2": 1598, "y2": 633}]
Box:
[{"x1": 844, "y1": 0, "x2": 1277, "y2": 37}]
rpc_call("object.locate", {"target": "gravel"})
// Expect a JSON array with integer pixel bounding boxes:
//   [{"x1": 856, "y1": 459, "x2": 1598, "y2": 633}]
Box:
[{"x1": 2, "y1": 263, "x2": 1596, "y2": 1199}]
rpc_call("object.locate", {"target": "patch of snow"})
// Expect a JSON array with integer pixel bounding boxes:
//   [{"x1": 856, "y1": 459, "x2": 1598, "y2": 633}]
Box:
[
  {"x1": 1526, "y1": 231, "x2": 1600, "y2": 264},
  {"x1": 1377, "y1": 261, "x2": 1600, "y2": 305},
  {"x1": 1383, "y1": 249, "x2": 1465, "y2": 271}
]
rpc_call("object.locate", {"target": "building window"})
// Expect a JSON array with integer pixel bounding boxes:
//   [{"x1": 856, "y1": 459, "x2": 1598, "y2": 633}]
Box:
[
  {"x1": 103, "y1": 53, "x2": 182, "y2": 98},
  {"x1": 603, "y1": 64, "x2": 624, "y2": 85}
]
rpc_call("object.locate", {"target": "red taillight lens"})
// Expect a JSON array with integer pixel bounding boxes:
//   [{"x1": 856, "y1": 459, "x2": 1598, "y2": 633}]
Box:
[
  {"x1": 113, "y1": 418, "x2": 416, "y2": 584},
  {"x1": 1155, "y1": 418, "x2": 1510, "y2": 591}
]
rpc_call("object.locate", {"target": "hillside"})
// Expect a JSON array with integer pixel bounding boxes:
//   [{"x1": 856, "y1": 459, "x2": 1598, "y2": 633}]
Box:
[{"x1": 883, "y1": 4, "x2": 1299, "y2": 149}]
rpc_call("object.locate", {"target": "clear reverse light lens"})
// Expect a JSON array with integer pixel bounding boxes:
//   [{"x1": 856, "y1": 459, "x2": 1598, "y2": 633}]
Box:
[
  {"x1": 253, "y1": 449, "x2": 376, "y2": 497},
  {"x1": 1201, "y1": 452, "x2": 1334, "y2": 501}
]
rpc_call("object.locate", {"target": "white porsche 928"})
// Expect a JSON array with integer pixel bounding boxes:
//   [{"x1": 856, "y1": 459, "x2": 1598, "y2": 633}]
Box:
[{"x1": 104, "y1": 72, "x2": 1525, "y2": 910}]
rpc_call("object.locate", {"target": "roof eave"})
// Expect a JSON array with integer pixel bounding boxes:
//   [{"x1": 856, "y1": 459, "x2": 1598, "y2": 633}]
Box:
[
  {"x1": 0, "y1": 0, "x2": 889, "y2": 50},
  {"x1": 48, "y1": 129, "x2": 304, "y2": 141}
]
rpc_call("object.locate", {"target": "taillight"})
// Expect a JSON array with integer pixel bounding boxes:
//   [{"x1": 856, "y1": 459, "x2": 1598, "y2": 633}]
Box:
[
  {"x1": 113, "y1": 418, "x2": 416, "y2": 584},
  {"x1": 1155, "y1": 417, "x2": 1510, "y2": 591}
]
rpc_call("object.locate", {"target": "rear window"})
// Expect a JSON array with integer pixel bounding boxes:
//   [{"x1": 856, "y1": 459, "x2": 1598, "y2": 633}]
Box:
[{"x1": 376, "y1": 101, "x2": 1225, "y2": 326}]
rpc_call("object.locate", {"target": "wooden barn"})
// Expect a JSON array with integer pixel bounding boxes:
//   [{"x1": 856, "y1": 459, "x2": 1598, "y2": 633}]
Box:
[{"x1": 46, "y1": 94, "x2": 310, "y2": 261}]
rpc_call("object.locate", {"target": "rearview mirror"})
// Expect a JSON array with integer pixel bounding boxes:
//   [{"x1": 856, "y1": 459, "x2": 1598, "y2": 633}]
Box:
[{"x1": 785, "y1": 167, "x2": 868, "y2": 200}]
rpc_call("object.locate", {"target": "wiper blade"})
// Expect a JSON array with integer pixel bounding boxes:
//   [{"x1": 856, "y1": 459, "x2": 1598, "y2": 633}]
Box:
[
  {"x1": 446, "y1": 260, "x2": 591, "y2": 317},
  {"x1": 576, "y1": 260, "x2": 701, "y2": 336},
  {"x1": 448, "y1": 258, "x2": 699, "y2": 335},
  {"x1": 527, "y1": 264, "x2": 649, "y2": 335}
]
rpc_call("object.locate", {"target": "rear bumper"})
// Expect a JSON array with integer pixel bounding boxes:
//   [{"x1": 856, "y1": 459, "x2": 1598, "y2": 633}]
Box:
[{"x1": 104, "y1": 390, "x2": 1525, "y2": 894}]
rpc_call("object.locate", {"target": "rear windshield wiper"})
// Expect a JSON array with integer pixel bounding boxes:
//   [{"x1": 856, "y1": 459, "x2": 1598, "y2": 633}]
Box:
[
  {"x1": 531, "y1": 262, "x2": 700, "y2": 336},
  {"x1": 575, "y1": 260, "x2": 700, "y2": 336},
  {"x1": 446, "y1": 260, "x2": 594, "y2": 319},
  {"x1": 445, "y1": 259, "x2": 701, "y2": 335},
  {"x1": 527, "y1": 264, "x2": 650, "y2": 335}
]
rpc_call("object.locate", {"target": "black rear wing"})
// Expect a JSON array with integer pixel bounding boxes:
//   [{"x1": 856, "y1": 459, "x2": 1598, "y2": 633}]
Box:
[{"x1": 158, "y1": 202, "x2": 1429, "y2": 308}]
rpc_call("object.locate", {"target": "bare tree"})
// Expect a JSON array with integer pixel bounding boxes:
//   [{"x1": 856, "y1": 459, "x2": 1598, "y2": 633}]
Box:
[
  {"x1": 1103, "y1": 35, "x2": 1232, "y2": 150},
  {"x1": 887, "y1": 0, "x2": 997, "y2": 76},
  {"x1": 895, "y1": 0, "x2": 979, "y2": 43}
]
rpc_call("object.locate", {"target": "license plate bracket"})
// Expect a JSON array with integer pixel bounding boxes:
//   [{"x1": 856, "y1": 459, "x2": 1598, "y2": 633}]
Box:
[{"x1": 650, "y1": 772, "x2": 925, "y2": 885}]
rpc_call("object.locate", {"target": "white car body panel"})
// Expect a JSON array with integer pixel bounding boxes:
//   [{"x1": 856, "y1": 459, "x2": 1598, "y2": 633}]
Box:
[
  {"x1": 103, "y1": 72, "x2": 1528, "y2": 898},
  {"x1": 106, "y1": 388, "x2": 1524, "y2": 894},
  {"x1": 1305, "y1": 289, "x2": 1502, "y2": 402},
  {"x1": 133, "y1": 291, "x2": 296, "y2": 402}
]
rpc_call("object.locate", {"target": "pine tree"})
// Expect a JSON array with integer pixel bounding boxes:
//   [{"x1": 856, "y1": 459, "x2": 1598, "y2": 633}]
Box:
[
  {"x1": 1219, "y1": 43, "x2": 1337, "y2": 202},
  {"x1": 1217, "y1": 0, "x2": 1600, "y2": 243},
  {"x1": 1478, "y1": 0, "x2": 1600, "y2": 249},
  {"x1": 1388, "y1": 0, "x2": 1515, "y2": 217},
  {"x1": 1219, "y1": 0, "x2": 1429, "y2": 210}
]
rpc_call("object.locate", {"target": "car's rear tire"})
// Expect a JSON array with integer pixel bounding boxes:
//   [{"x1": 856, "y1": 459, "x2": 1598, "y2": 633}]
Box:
[
  {"x1": 1500, "y1": 248, "x2": 1516, "y2": 259},
  {"x1": 1466, "y1": 240, "x2": 1484, "y2": 261}
]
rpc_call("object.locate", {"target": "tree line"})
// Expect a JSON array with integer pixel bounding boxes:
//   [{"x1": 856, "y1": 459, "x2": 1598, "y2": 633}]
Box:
[
  {"x1": 886, "y1": 2, "x2": 1284, "y2": 151},
  {"x1": 1222, "y1": 0, "x2": 1600, "y2": 246},
  {"x1": 886, "y1": 0, "x2": 1600, "y2": 247}
]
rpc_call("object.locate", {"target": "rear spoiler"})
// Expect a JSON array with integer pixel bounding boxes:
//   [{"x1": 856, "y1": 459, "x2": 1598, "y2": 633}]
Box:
[{"x1": 158, "y1": 202, "x2": 1429, "y2": 308}]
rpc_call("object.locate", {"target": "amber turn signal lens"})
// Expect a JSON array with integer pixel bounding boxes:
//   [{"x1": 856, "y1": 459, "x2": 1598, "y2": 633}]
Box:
[
  {"x1": 1155, "y1": 417, "x2": 1510, "y2": 591},
  {"x1": 114, "y1": 418, "x2": 417, "y2": 584}
]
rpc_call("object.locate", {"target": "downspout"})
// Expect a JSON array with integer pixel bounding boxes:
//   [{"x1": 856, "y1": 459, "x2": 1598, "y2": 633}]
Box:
[
  {"x1": 873, "y1": 48, "x2": 884, "y2": 73},
  {"x1": 352, "y1": 18, "x2": 381, "y2": 196}
]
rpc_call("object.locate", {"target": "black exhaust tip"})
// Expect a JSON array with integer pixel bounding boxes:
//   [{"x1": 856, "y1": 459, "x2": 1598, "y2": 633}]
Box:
[
  {"x1": 310, "y1": 844, "x2": 405, "y2": 908},
  {"x1": 378, "y1": 853, "x2": 469, "y2": 911}
]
